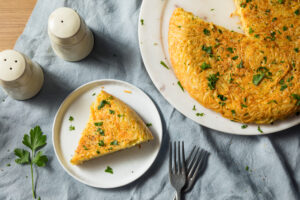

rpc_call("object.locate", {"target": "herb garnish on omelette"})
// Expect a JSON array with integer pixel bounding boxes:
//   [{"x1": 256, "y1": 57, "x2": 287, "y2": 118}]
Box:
[
  {"x1": 71, "y1": 90, "x2": 153, "y2": 165},
  {"x1": 168, "y1": 3, "x2": 299, "y2": 124}
]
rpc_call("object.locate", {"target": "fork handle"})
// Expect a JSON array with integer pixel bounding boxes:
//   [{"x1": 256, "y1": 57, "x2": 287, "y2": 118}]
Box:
[
  {"x1": 176, "y1": 190, "x2": 182, "y2": 200},
  {"x1": 173, "y1": 192, "x2": 177, "y2": 200}
]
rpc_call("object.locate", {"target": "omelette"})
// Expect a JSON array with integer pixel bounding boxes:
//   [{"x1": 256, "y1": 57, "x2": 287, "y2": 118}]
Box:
[
  {"x1": 168, "y1": 6, "x2": 299, "y2": 124},
  {"x1": 71, "y1": 90, "x2": 153, "y2": 165}
]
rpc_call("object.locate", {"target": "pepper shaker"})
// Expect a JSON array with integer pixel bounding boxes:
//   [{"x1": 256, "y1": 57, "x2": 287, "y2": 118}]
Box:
[
  {"x1": 0, "y1": 50, "x2": 44, "y2": 100},
  {"x1": 48, "y1": 7, "x2": 94, "y2": 61}
]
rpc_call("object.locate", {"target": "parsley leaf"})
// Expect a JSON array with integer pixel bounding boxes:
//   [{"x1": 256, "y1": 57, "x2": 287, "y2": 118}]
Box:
[
  {"x1": 69, "y1": 116, "x2": 74, "y2": 121},
  {"x1": 14, "y1": 126, "x2": 48, "y2": 199},
  {"x1": 14, "y1": 149, "x2": 30, "y2": 164},
  {"x1": 109, "y1": 110, "x2": 115, "y2": 114},
  {"x1": 110, "y1": 140, "x2": 118, "y2": 145},
  {"x1": 69, "y1": 125, "x2": 75, "y2": 131},
  {"x1": 291, "y1": 94, "x2": 300, "y2": 106},
  {"x1": 160, "y1": 61, "x2": 169, "y2": 69},
  {"x1": 201, "y1": 62, "x2": 211, "y2": 70},
  {"x1": 146, "y1": 123, "x2": 152, "y2": 127},
  {"x1": 196, "y1": 113, "x2": 204, "y2": 117},
  {"x1": 258, "y1": 126, "x2": 263, "y2": 133},
  {"x1": 22, "y1": 126, "x2": 46, "y2": 151},
  {"x1": 237, "y1": 61, "x2": 244, "y2": 69},
  {"x1": 98, "y1": 100, "x2": 110, "y2": 110},
  {"x1": 177, "y1": 81, "x2": 184, "y2": 91},
  {"x1": 241, "y1": 125, "x2": 248, "y2": 129},
  {"x1": 207, "y1": 73, "x2": 219, "y2": 90},
  {"x1": 105, "y1": 166, "x2": 113, "y2": 174},
  {"x1": 32, "y1": 151, "x2": 48, "y2": 167},
  {"x1": 252, "y1": 73, "x2": 265, "y2": 85},
  {"x1": 94, "y1": 122, "x2": 103, "y2": 126},
  {"x1": 203, "y1": 28, "x2": 210, "y2": 36}
]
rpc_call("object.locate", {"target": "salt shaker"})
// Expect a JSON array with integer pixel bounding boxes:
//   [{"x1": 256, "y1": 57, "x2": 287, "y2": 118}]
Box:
[
  {"x1": 48, "y1": 7, "x2": 94, "y2": 61},
  {"x1": 0, "y1": 50, "x2": 44, "y2": 100}
]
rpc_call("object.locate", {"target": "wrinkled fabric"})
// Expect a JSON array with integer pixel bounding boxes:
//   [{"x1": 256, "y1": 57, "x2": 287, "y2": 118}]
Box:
[{"x1": 0, "y1": 0, "x2": 299, "y2": 200}]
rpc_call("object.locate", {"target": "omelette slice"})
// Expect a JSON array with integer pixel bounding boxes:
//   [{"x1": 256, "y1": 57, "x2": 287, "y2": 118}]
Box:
[
  {"x1": 71, "y1": 90, "x2": 154, "y2": 165},
  {"x1": 168, "y1": 8, "x2": 299, "y2": 124}
]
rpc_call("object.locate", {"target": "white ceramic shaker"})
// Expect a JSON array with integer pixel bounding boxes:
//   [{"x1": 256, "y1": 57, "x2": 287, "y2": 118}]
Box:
[
  {"x1": 0, "y1": 50, "x2": 44, "y2": 100},
  {"x1": 48, "y1": 7, "x2": 94, "y2": 61}
]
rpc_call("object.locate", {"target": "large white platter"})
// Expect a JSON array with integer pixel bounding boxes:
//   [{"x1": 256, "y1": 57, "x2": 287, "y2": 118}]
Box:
[
  {"x1": 138, "y1": 0, "x2": 300, "y2": 135},
  {"x1": 52, "y1": 79, "x2": 162, "y2": 188}
]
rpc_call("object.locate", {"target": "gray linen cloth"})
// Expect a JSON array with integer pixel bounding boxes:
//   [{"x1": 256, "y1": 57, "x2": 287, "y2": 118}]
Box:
[{"x1": 0, "y1": 0, "x2": 299, "y2": 199}]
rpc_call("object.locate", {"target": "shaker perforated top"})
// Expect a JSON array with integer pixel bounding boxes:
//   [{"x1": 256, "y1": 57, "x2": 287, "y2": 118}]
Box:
[
  {"x1": 0, "y1": 50, "x2": 26, "y2": 82},
  {"x1": 48, "y1": 7, "x2": 81, "y2": 39}
]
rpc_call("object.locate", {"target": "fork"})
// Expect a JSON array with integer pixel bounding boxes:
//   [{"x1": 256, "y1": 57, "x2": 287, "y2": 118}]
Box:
[
  {"x1": 173, "y1": 146, "x2": 209, "y2": 200},
  {"x1": 169, "y1": 141, "x2": 187, "y2": 200}
]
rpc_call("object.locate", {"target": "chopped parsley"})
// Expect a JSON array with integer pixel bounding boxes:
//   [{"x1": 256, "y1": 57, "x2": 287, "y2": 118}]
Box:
[
  {"x1": 110, "y1": 140, "x2": 118, "y2": 145},
  {"x1": 6, "y1": 163, "x2": 11, "y2": 167},
  {"x1": 97, "y1": 128, "x2": 105, "y2": 136},
  {"x1": 96, "y1": 150, "x2": 100, "y2": 154},
  {"x1": 226, "y1": 47, "x2": 234, "y2": 53},
  {"x1": 203, "y1": 28, "x2": 210, "y2": 36},
  {"x1": 272, "y1": 17, "x2": 277, "y2": 22},
  {"x1": 160, "y1": 61, "x2": 169, "y2": 69},
  {"x1": 192, "y1": 105, "x2": 196, "y2": 111},
  {"x1": 280, "y1": 85, "x2": 288, "y2": 91},
  {"x1": 267, "y1": 100, "x2": 278, "y2": 104},
  {"x1": 202, "y1": 45, "x2": 213, "y2": 56},
  {"x1": 258, "y1": 126, "x2": 263, "y2": 133},
  {"x1": 231, "y1": 110, "x2": 236, "y2": 115},
  {"x1": 286, "y1": 36, "x2": 292, "y2": 41},
  {"x1": 237, "y1": 61, "x2": 244, "y2": 69},
  {"x1": 92, "y1": 93, "x2": 96, "y2": 96},
  {"x1": 140, "y1": 19, "x2": 144, "y2": 25},
  {"x1": 105, "y1": 166, "x2": 113, "y2": 174},
  {"x1": 241, "y1": 125, "x2": 248, "y2": 129},
  {"x1": 295, "y1": 9, "x2": 299, "y2": 15},
  {"x1": 177, "y1": 81, "x2": 184, "y2": 91},
  {"x1": 201, "y1": 62, "x2": 211, "y2": 70},
  {"x1": 263, "y1": 56, "x2": 267, "y2": 64},
  {"x1": 254, "y1": 34, "x2": 260, "y2": 38},
  {"x1": 98, "y1": 140, "x2": 105, "y2": 147},
  {"x1": 69, "y1": 116, "x2": 74, "y2": 121},
  {"x1": 207, "y1": 72, "x2": 219, "y2": 90},
  {"x1": 94, "y1": 122, "x2": 103, "y2": 126},
  {"x1": 83, "y1": 145, "x2": 88, "y2": 150},
  {"x1": 98, "y1": 100, "x2": 110, "y2": 110},
  {"x1": 294, "y1": 48, "x2": 299, "y2": 53},
  {"x1": 232, "y1": 56, "x2": 239, "y2": 60},
  {"x1": 241, "y1": 104, "x2": 248, "y2": 108},
  {"x1": 109, "y1": 110, "x2": 115, "y2": 114},
  {"x1": 249, "y1": 27, "x2": 254, "y2": 34},
  {"x1": 196, "y1": 113, "x2": 204, "y2": 117},
  {"x1": 291, "y1": 94, "x2": 300, "y2": 106},
  {"x1": 283, "y1": 26, "x2": 288, "y2": 31},
  {"x1": 69, "y1": 125, "x2": 75, "y2": 131},
  {"x1": 217, "y1": 95, "x2": 227, "y2": 101},
  {"x1": 245, "y1": 166, "x2": 249, "y2": 171},
  {"x1": 278, "y1": 0, "x2": 284, "y2": 4},
  {"x1": 117, "y1": 114, "x2": 124, "y2": 118},
  {"x1": 146, "y1": 123, "x2": 152, "y2": 127},
  {"x1": 252, "y1": 73, "x2": 265, "y2": 85}
]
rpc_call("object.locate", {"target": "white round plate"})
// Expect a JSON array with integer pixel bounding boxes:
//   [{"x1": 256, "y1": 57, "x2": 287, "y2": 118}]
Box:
[
  {"x1": 138, "y1": 0, "x2": 300, "y2": 135},
  {"x1": 52, "y1": 79, "x2": 162, "y2": 188}
]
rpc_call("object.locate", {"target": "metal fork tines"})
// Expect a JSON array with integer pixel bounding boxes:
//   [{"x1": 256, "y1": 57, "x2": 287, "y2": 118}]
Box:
[
  {"x1": 185, "y1": 146, "x2": 209, "y2": 192},
  {"x1": 172, "y1": 145, "x2": 209, "y2": 200},
  {"x1": 169, "y1": 141, "x2": 187, "y2": 200}
]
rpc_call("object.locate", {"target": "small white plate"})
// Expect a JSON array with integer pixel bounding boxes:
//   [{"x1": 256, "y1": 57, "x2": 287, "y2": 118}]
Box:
[
  {"x1": 138, "y1": 0, "x2": 300, "y2": 135},
  {"x1": 52, "y1": 79, "x2": 162, "y2": 188}
]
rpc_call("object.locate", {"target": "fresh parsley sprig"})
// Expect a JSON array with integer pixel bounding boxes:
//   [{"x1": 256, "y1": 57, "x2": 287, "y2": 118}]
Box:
[{"x1": 14, "y1": 126, "x2": 48, "y2": 200}]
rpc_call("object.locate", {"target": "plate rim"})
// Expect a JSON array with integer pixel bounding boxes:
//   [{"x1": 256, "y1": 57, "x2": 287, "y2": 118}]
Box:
[
  {"x1": 138, "y1": 0, "x2": 300, "y2": 135},
  {"x1": 52, "y1": 79, "x2": 163, "y2": 188}
]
